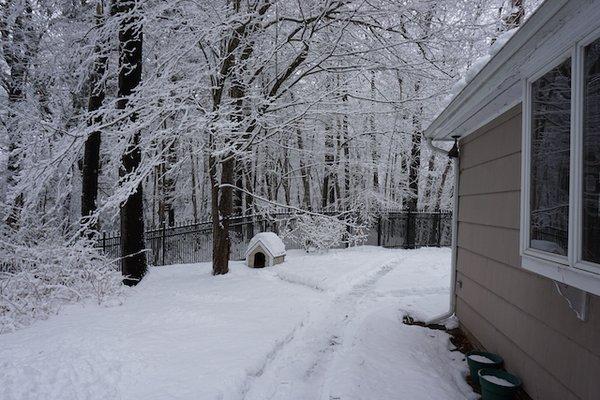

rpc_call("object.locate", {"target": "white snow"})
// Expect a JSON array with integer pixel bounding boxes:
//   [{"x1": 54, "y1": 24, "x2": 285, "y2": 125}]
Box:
[
  {"x1": 246, "y1": 232, "x2": 286, "y2": 257},
  {"x1": 490, "y1": 29, "x2": 518, "y2": 56},
  {"x1": 468, "y1": 354, "x2": 495, "y2": 364},
  {"x1": 0, "y1": 246, "x2": 476, "y2": 400},
  {"x1": 443, "y1": 28, "x2": 519, "y2": 107},
  {"x1": 481, "y1": 374, "x2": 516, "y2": 387}
]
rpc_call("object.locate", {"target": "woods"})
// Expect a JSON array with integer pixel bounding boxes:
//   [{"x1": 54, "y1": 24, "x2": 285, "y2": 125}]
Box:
[{"x1": 0, "y1": 0, "x2": 541, "y2": 327}]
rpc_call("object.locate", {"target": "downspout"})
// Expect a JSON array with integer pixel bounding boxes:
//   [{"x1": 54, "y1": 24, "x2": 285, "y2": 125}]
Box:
[{"x1": 425, "y1": 136, "x2": 460, "y2": 325}]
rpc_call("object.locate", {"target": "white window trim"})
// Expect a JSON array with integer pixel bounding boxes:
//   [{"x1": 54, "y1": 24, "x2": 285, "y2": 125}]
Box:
[{"x1": 521, "y1": 38, "x2": 600, "y2": 297}]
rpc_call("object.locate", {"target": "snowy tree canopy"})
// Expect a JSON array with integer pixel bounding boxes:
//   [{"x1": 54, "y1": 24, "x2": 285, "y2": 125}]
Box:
[{"x1": 0, "y1": 0, "x2": 542, "y2": 327}]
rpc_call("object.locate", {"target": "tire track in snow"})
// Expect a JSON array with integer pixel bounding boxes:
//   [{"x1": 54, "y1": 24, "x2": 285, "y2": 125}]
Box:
[
  {"x1": 241, "y1": 256, "x2": 406, "y2": 400},
  {"x1": 238, "y1": 315, "x2": 309, "y2": 398},
  {"x1": 271, "y1": 272, "x2": 326, "y2": 292}
]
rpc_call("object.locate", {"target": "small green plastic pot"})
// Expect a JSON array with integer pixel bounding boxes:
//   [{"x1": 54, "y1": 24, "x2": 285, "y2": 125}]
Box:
[
  {"x1": 466, "y1": 351, "x2": 503, "y2": 386},
  {"x1": 478, "y1": 368, "x2": 522, "y2": 400}
]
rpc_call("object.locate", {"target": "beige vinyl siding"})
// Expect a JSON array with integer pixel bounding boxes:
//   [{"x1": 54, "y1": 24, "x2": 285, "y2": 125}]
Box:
[{"x1": 456, "y1": 105, "x2": 600, "y2": 400}]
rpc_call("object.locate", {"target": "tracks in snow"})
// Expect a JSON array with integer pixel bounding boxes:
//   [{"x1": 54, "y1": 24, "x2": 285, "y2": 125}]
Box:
[
  {"x1": 241, "y1": 257, "x2": 405, "y2": 400},
  {"x1": 270, "y1": 272, "x2": 326, "y2": 292}
]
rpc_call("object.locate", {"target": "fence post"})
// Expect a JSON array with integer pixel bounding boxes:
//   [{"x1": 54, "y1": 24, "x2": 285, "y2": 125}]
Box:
[
  {"x1": 162, "y1": 222, "x2": 166, "y2": 266},
  {"x1": 377, "y1": 216, "x2": 382, "y2": 247},
  {"x1": 102, "y1": 231, "x2": 106, "y2": 252},
  {"x1": 405, "y1": 209, "x2": 412, "y2": 249},
  {"x1": 436, "y1": 211, "x2": 442, "y2": 247}
]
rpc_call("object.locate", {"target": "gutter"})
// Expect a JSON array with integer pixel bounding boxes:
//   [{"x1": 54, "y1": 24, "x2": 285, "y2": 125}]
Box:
[{"x1": 425, "y1": 137, "x2": 460, "y2": 325}]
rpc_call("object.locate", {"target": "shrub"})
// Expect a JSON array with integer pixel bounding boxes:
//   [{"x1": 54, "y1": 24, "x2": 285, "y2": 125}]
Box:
[
  {"x1": 285, "y1": 214, "x2": 367, "y2": 252},
  {"x1": 0, "y1": 240, "x2": 124, "y2": 334}
]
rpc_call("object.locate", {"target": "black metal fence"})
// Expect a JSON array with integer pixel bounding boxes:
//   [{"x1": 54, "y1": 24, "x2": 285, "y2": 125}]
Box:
[
  {"x1": 377, "y1": 211, "x2": 453, "y2": 249},
  {"x1": 98, "y1": 211, "x2": 452, "y2": 267}
]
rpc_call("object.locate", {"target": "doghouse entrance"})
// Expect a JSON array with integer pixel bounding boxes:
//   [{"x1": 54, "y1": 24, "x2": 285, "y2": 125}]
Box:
[{"x1": 254, "y1": 252, "x2": 266, "y2": 268}]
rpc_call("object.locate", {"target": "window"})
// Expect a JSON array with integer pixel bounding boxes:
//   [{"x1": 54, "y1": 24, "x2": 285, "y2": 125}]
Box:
[
  {"x1": 529, "y1": 59, "x2": 571, "y2": 256},
  {"x1": 522, "y1": 35, "x2": 600, "y2": 296},
  {"x1": 582, "y1": 38, "x2": 600, "y2": 264}
]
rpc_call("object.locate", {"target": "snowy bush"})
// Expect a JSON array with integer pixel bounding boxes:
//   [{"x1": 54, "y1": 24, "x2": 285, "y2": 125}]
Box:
[
  {"x1": 285, "y1": 214, "x2": 367, "y2": 252},
  {"x1": 0, "y1": 239, "x2": 124, "y2": 334}
]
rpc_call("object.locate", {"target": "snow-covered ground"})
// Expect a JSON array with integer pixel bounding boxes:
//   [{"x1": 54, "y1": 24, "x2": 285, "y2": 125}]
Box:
[{"x1": 0, "y1": 246, "x2": 476, "y2": 400}]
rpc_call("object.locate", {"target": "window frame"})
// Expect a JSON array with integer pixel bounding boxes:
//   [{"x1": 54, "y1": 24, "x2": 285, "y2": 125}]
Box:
[
  {"x1": 521, "y1": 33, "x2": 600, "y2": 296},
  {"x1": 575, "y1": 28, "x2": 600, "y2": 273}
]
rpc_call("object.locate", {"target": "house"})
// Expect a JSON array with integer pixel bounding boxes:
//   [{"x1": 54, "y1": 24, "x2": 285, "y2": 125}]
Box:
[
  {"x1": 245, "y1": 232, "x2": 286, "y2": 268},
  {"x1": 424, "y1": 2, "x2": 600, "y2": 399}
]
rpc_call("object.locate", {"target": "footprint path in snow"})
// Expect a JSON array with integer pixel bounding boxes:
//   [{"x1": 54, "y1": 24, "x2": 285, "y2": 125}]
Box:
[{"x1": 241, "y1": 256, "x2": 407, "y2": 400}]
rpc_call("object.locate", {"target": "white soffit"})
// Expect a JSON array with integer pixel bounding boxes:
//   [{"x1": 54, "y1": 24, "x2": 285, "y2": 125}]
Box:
[{"x1": 424, "y1": 0, "x2": 583, "y2": 141}]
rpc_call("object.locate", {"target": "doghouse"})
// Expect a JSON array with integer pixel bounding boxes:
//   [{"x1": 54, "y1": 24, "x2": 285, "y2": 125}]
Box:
[{"x1": 245, "y1": 232, "x2": 286, "y2": 268}]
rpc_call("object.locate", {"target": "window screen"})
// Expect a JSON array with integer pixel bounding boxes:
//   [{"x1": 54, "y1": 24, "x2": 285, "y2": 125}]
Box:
[
  {"x1": 530, "y1": 58, "x2": 571, "y2": 256},
  {"x1": 583, "y1": 39, "x2": 600, "y2": 264}
]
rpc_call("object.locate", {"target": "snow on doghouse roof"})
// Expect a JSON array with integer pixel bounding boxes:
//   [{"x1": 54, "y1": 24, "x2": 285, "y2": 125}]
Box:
[{"x1": 246, "y1": 232, "x2": 286, "y2": 258}]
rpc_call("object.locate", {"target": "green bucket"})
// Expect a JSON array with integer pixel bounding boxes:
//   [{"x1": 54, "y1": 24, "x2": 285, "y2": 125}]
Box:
[
  {"x1": 466, "y1": 351, "x2": 503, "y2": 386},
  {"x1": 478, "y1": 368, "x2": 522, "y2": 400}
]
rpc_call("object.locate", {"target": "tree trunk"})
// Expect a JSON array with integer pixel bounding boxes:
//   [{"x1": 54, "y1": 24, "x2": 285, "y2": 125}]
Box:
[
  {"x1": 230, "y1": 62, "x2": 246, "y2": 216},
  {"x1": 189, "y1": 143, "x2": 199, "y2": 222},
  {"x1": 158, "y1": 138, "x2": 177, "y2": 227},
  {"x1": 407, "y1": 138, "x2": 421, "y2": 212},
  {"x1": 296, "y1": 127, "x2": 312, "y2": 210},
  {"x1": 209, "y1": 26, "x2": 245, "y2": 274},
  {"x1": 407, "y1": 82, "x2": 423, "y2": 211},
  {"x1": 369, "y1": 71, "x2": 380, "y2": 192},
  {"x1": 435, "y1": 158, "x2": 452, "y2": 210},
  {"x1": 81, "y1": 2, "x2": 108, "y2": 233},
  {"x1": 282, "y1": 136, "x2": 292, "y2": 206},
  {"x1": 342, "y1": 131, "x2": 351, "y2": 211},
  {"x1": 116, "y1": 0, "x2": 146, "y2": 286},
  {"x1": 151, "y1": 166, "x2": 158, "y2": 228},
  {"x1": 200, "y1": 155, "x2": 209, "y2": 218},
  {"x1": 322, "y1": 122, "x2": 335, "y2": 210},
  {"x1": 406, "y1": 82, "x2": 423, "y2": 248},
  {"x1": 5, "y1": 117, "x2": 23, "y2": 228},
  {"x1": 2, "y1": 4, "x2": 35, "y2": 228},
  {"x1": 210, "y1": 153, "x2": 234, "y2": 275},
  {"x1": 233, "y1": 173, "x2": 244, "y2": 215},
  {"x1": 244, "y1": 161, "x2": 255, "y2": 214},
  {"x1": 423, "y1": 153, "x2": 436, "y2": 211}
]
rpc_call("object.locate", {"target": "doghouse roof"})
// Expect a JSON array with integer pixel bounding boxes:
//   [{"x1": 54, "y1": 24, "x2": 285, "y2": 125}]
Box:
[{"x1": 245, "y1": 232, "x2": 286, "y2": 258}]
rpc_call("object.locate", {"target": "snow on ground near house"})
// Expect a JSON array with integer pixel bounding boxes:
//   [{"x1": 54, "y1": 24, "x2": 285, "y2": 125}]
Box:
[{"x1": 0, "y1": 246, "x2": 476, "y2": 400}]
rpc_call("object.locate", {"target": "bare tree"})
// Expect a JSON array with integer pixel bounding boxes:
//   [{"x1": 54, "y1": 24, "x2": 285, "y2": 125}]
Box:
[
  {"x1": 115, "y1": 0, "x2": 146, "y2": 285},
  {"x1": 81, "y1": 1, "x2": 108, "y2": 232}
]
